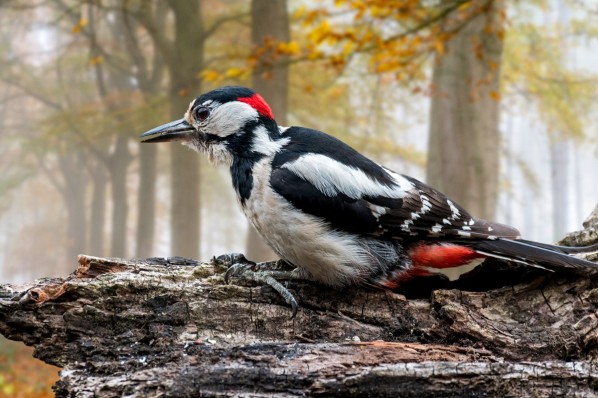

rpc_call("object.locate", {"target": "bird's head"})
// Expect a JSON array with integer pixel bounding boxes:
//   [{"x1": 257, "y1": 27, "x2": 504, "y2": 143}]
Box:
[{"x1": 140, "y1": 86, "x2": 281, "y2": 164}]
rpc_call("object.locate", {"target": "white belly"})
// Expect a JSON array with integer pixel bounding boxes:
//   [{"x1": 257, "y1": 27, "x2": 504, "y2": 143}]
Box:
[{"x1": 241, "y1": 159, "x2": 373, "y2": 286}]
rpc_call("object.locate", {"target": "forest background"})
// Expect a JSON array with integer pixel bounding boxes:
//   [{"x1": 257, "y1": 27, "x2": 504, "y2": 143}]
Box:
[{"x1": 0, "y1": 0, "x2": 597, "y2": 396}]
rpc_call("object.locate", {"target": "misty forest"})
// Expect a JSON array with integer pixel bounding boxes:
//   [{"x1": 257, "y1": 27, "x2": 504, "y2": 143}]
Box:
[{"x1": 0, "y1": 0, "x2": 597, "y2": 396}]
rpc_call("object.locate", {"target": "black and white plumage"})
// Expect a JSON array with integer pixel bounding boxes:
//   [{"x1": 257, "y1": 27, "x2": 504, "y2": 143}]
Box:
[{"x1": 141, "y1": 86, "x2": 597, "y2": 304}]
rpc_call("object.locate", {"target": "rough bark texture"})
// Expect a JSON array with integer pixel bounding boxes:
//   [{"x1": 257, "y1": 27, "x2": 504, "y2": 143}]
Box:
[{"x1": 1, "y1": 210, "x2": 597, "y2": 397}]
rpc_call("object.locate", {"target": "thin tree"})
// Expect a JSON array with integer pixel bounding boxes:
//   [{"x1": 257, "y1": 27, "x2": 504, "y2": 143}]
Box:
[
  {"x1": 244, "y1": 0, "x2": 289, "y2": 261},
  {"x1": 426, "y1": 0, "x2": 505, "y2": 220}
]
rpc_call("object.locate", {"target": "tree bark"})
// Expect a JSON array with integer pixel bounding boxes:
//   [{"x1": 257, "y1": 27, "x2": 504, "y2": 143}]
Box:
[
  {"x1": 244, "y1": 0, "x2": 289, "y2": 262},
  {"x1": 426, "y1": 0, "x2": 504, "y2": 220},
  {"x1": 0, "y1": 207, "x2": 597, "y2": 396}
]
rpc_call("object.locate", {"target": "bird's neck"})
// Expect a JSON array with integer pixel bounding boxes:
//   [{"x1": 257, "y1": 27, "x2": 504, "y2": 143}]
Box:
[{"x1": 229, "y1": 120, "x2": 289, "y2": 205}]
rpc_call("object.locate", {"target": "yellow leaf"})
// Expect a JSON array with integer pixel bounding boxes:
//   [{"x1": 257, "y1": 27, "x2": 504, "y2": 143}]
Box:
[
  {"x1": 308, "y1": 20, "x2": 331, "y2": 44},
  {"x1": 276, "y1": 41, "x2": 300, "y2": 55},
  {"x1": 292, "y1": 5, "x2": 306, "y2": 19},
  {"x1": 89, "y1": 55, "x2": 103, "y2": 65},
  {"x1": 72, "y1": 18, "x2": 88, "y2": 34},
  {"x1": 285, "y1": 41, "x2": 301, "y2": 55},
  {"x1": 225, "y1": 67, "x2": 245, "y2": 78},
  {"x1": 199, "y1": 69, "x2": 221, "y2": 82},
  {"x1": 342, "y1": 41, "x2": 354, "y2": 56},
  {"x1": 307, "y1": 49, "x2": 323, "y2": 60}
]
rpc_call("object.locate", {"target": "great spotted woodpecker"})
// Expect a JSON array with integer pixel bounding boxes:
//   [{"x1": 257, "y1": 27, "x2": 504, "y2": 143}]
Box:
[{"x1": 141, "y1": 86, "x2": 597, "y2": 314}]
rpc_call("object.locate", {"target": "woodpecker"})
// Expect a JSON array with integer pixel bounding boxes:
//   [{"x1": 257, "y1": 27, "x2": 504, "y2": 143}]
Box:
[{"x1": 141, "y1": 86, "x2": 597, "y2": 314}]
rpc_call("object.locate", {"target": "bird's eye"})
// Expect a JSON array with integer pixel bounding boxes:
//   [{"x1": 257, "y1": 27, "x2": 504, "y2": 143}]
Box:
[{"x1": 194, "y1": 107, "x2": 210, "y2": 121}]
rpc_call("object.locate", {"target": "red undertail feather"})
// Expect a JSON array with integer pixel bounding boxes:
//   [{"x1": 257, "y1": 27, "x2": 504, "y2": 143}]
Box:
[
  {"x1": 409, "y1": 244, "x2": 486, "y2": 269},
  {"x1": 381, "y1": 239, "x2": 597, "y2": 289},
  {"x1": 384, "y1": 244, "x2": 487, "y2": 286},
  {"x1": 238, "y1": 93, "x2": 274, "y2": 119}
]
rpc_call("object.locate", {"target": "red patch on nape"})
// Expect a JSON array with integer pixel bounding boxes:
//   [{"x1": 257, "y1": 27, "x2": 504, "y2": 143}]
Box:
[
  {"x1": 408, "y1": 244, "x2": 485, "y2": 269},
  {"x1": 238, "y1": 93, "x2": 274, "y2": 119}
]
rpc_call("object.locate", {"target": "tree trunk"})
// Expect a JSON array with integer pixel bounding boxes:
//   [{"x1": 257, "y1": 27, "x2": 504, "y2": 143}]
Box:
[
  {"x1": 58, "y1": 152, "x2": 87, "y2": 274},
  {"x1": 550, "y1": 139, "x2": 571, "y2": 241},
  {"x1": 108, "y1": 134, "x2": 130, "y2": 257},
  {"x1": 244, "y1": 0, "x2": 289, "y2": 261},
  {"x1": 0, "y1": 207, "x2": 596, "y2": 396},
  {"x1": 123, "y1": 3, "x2": 167, "y2": 259},
  {"x1": 89, "y1": 162, "x2": 107, "y2": 256},
  {"x1": 135, "y1": 144, "x2": 157, "y2": 258},
  {"x1": 550, "y1": 1, "x2": 573, "y2": 242},
  {"x1": 88, "y1": 8, "x2": 132, "y2": 259},
  {"x1": 426, "y1": 0, "x2": 504, "y2": 220},
  {"x1": 167, "y1": 2, "x2": 204, "y2": 259}
]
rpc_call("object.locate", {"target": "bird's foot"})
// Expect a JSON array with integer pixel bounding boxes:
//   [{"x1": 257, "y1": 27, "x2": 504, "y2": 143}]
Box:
[{"x1": 215, "y1": 253, "x2": 299, "y2": 318}]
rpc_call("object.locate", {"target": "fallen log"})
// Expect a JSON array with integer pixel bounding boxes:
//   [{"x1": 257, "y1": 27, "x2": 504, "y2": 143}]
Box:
[{"x1": 1, "y1": 209, "x2": 597, "y2": 397}]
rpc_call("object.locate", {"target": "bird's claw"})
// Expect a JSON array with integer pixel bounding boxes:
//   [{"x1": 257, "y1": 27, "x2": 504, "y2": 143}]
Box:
[
  {"x1": 224, "y1": 260, "x2": 257, "y2": 284},
  {"x1": 220, "y1": 255, "x2": 298, "y2": 318},
  {"x1": 215, "y1": 252, "x2": 249, "y2": 266}
]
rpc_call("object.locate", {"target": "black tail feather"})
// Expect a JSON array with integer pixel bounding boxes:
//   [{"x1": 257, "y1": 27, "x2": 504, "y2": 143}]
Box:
[
  {"x1": 515, "y1": 239, "x2": 598, "y2": 254},
  {"x1": 470, "y1": 238, "x2": 598, "y2": 270}
]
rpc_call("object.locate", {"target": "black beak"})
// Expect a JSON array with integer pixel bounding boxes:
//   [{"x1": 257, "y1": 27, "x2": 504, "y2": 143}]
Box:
[{"x1": 140, "y1": 118, "x2": 195, "y2": 143}]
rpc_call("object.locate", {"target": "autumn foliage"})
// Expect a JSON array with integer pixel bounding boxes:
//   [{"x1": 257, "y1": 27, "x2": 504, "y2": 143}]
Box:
[
  {"x1": 203, "y1": 0, "x2": 502, "y2": 84},
  {"x1": 0, "y1": 337, "x2": 59, "y2": 398}
]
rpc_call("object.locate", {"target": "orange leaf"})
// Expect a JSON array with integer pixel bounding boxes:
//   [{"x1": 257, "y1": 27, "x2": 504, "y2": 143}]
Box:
[{"x1": 434, "y1": 39, "x2": 444, "y2": 55}]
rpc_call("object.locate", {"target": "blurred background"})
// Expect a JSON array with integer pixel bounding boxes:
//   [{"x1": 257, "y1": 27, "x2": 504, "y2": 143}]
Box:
[{"x1": 0, "y1": 0, "x2": 597, "y2": 394}]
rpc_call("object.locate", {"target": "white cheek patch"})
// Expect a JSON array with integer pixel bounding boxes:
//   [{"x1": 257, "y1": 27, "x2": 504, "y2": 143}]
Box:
[
  {"x1": 282, "y1": 154, "x2": 413, "y2": 199},
  {"x1": 206, "y1": 102, "x2": 259, "y2": 137}
]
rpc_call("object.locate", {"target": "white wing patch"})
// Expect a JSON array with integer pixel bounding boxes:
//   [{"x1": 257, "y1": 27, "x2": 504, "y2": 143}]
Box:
[
  {"x1": 282, "y1": 154, "x2": 413, "y2": 200},
  {"x1": 250, "y1": 125, "x2": 290, "y2": 155}
]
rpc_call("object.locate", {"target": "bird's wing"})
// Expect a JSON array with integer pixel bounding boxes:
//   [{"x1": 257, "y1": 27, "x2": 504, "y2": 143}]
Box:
[
  {"x1": 270, "y1": 141, "x2": 519, "y2": 241},
  {"x1": 370, "y1": 174, "x2": 520, "y2": 239}
]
